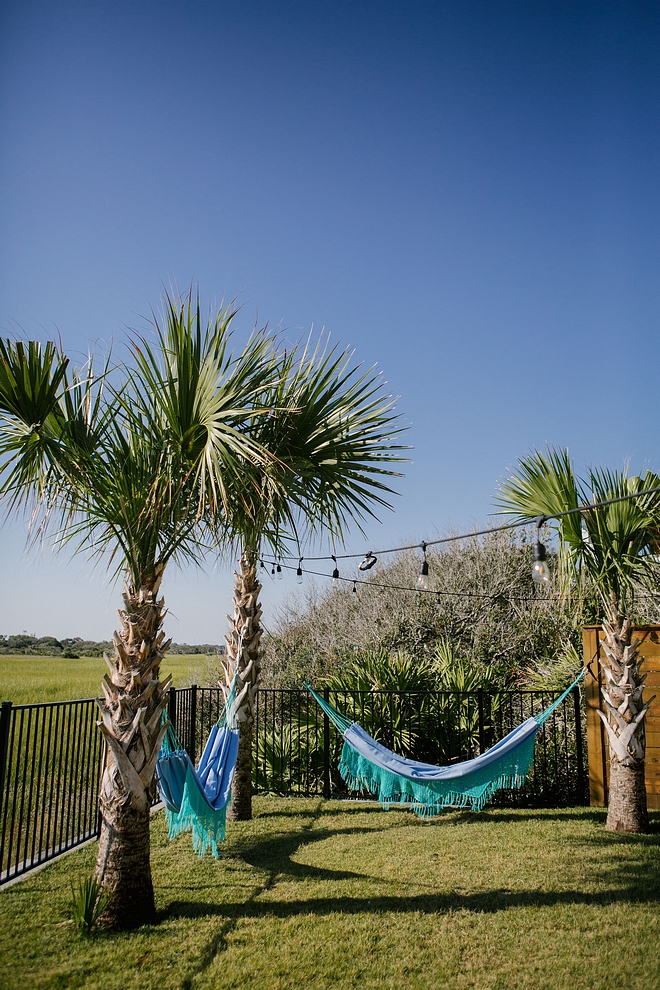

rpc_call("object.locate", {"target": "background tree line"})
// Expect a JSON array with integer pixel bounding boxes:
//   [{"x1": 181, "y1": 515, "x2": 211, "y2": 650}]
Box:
[{"x1": 0, "y1": 634, "x2": 223, "y2": 657}]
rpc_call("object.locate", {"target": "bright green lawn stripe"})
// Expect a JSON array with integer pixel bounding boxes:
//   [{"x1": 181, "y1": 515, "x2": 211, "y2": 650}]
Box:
[
  {"x1": 0, "y1": 800, "x2": 658, "y2": 990},
  {"x1": 0, "y1": 655, "x2": 217, "y2": 705}
]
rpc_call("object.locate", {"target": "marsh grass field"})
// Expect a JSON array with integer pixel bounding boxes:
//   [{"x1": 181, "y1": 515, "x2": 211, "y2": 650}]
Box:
[
  {"x1": 0, "y1": 799, "x2": 659, "y2": 990},
  {"x1": 0, "y1": 654, "x2": 219, "y2": 705}
]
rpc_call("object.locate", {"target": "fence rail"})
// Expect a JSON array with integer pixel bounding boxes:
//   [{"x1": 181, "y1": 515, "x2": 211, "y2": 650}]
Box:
[
  {"x1": 0, "y1": 698, "x2": 103, "y2": 885},
  {"x1": 0, "y1": 684, "x2": 587, "y2": 885}
]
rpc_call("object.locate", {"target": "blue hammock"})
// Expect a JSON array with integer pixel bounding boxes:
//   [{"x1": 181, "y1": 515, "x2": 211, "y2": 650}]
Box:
[
  {"x1": 306, "y1": 673, "x2": 584, "y2": 818},
  {"x1": 156, "y1": 679, "x2": 239, "y2": 856}
]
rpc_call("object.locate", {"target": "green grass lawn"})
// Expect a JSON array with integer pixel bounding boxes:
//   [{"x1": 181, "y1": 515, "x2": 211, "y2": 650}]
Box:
[
  {"x1": 0, "y1": 799, "x2": 659, "y2": 990},
  {"x1": 0, "y1": 654, "x2": 218, "y2": 704}
]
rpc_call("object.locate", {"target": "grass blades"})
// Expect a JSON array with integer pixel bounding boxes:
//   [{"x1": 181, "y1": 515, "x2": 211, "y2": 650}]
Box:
[
  {"x1": 0, "y1": 798, "x2": 658, "y2": 989},
  {"x1": 0, "y1": 654, "x2": 218, "y2": 705}
]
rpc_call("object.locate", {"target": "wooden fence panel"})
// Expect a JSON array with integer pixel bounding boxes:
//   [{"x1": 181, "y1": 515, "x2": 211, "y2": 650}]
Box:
[{"x1": 584, "y1": 624, "x2": 660, "y2": 810}]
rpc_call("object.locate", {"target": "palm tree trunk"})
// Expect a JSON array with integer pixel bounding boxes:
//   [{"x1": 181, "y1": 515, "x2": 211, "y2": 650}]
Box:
[
  {"x1": 598, "y1": 605, "x2": 652, "y2": 833},
  {"x1": 94, "y1": 565, "x2": 172, "y2": 929},
  {"x1": 222, "y1": 552, "x2": 262, "y2": 821}
]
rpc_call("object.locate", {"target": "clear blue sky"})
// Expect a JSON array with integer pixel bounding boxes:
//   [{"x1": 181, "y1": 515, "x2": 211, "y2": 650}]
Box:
[{"x1": 0, "y1": 1, "x2": 658, "y2": 642}]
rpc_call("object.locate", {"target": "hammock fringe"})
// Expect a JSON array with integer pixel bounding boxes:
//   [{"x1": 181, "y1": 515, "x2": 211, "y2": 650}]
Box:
[
  {"x1": 162, "y1": 759, "x2": 229, "y2": 856},
  {"x1": 157, "y1": 673, "x2": 239, "y2": 856},
  {"x1": 337, "y1": 732, "x2": 538, "y2": 817}
]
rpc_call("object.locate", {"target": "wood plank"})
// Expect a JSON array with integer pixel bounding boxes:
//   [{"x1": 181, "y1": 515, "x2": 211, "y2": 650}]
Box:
[{"x1": 584, "y1": 627, "x2": 606, "y2": 806}]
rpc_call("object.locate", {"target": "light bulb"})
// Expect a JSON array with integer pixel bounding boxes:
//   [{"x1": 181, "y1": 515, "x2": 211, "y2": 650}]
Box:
[
  {"x1": 416, "y1": 558, "x2": 430, "y2": 592},
  {"x1": 276, "y1": 562, "x2": 283, "y2": 580},
  {"x1": 532, "y1": 541, "x2": 551, "y2": 585},
  {"x1": 532, "y1": 560, "x2": 551, "y2": 585},
  {"x1": 271, "y1": 564, "x2": 276, "y2": 576},
  {"x1": 332, "y1": 559, "x2": 340, "y2": 588},
  {"x1": 359, "y1": 553, "x2": 377, "y2": 571},
  {"x1": 296, "y1": 560, "x2": 303, "y2": 584},
  {"x1": 352, "y1": 580, "x2": 357, "y2": 593}
]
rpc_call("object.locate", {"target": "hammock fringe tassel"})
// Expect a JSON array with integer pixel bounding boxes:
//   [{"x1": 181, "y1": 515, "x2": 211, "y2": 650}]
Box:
[
  {"x1": 338, "y1": 733, "x2": 537, "y2": 818},
  {"x1": 163, "y1": 760, "x2": 229, "y2": 857}
]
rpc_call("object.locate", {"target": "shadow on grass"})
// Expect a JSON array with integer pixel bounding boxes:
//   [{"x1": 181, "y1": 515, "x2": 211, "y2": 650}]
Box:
[
  {"x1": 253, "y1": 802, "x2": 627, "y2": 828},
  {"x1": 168, "y1": 881, "x2": 660, "y2": 924},
  {"x1": 452, "y1": 808, "x2": 609, "y2": 826},
  {"x1": 452, "y1": 807, "x2": 660, "y2": 835},
  {"x1": 162, "y1": 811, "x2": 660, "y2": 924},
  {"x1": 238, "y1": 826, "x2": 384, "y2": 882},
  {"x1": 253, "y1": 801, "x2": 386, "y2": 819},
  {"x1": 160, "y1": 801, "x2": 660, "y2": 985},
  {"x1": 179, "y1": 919, "x2": 234, "y2": 990}
]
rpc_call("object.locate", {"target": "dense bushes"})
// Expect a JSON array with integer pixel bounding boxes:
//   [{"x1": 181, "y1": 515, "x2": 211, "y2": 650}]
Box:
[{"x1": 261, "y1": 528, "x2": 657, "y2": 688}]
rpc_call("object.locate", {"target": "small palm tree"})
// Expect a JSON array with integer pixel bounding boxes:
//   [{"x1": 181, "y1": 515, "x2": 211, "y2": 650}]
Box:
[
  {"x1": 214, "y1": 335, "x2": 409, "y2": 819},
  {"x1": 497, "y1": 447, "x2": 660, "y2": 833},
  {"x1": 0, "y1": 294, "x2": 279, "y2": 928}
]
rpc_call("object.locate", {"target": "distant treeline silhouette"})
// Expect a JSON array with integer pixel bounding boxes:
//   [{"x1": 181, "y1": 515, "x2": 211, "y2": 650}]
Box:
[{"x1": 0, "y1": 634, "x2": 223, "y2": 658}]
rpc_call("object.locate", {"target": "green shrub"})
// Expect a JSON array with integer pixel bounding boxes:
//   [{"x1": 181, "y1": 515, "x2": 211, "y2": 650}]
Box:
[{"x1": 70, "y1": 876, "x2": 110, "y2": 935}]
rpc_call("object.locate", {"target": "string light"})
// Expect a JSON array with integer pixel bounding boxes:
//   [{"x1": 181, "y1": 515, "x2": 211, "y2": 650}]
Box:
[
  {"x1": 263, "y1": 557, "x2": 550, "y2": 601},
  {"x1": 276, "y1": 559, "x2": 283, "y2": 580},
  {"x1": 257, "y1": 485, "x2": 660, "y2": 600},
  {"x1": 261, "y1": 555, "x2": 659, "y2": 607},
  {"x1": 532, "y1": 517, "x2": 551, "y2": 586},
  {"x1": 261, "y1": 484, "x2": 660, "y2": 566},
  {"x1": 416, "y1": 542, "x2": 430, "y2": 592},
  {"x1": 332, "y1": 555, "x2": 340, "y2": 588}
]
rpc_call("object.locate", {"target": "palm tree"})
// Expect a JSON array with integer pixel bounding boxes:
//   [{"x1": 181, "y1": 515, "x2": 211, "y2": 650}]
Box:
[
  {"x1": 497, "y1": 447, "x2": 660, "y2": 833},
  {"x1": 0, "y1": 295, "x2": 279, "y2": 928},
  {"x1": 213, "y1": 335, "x2": 409, "y2": 819}
]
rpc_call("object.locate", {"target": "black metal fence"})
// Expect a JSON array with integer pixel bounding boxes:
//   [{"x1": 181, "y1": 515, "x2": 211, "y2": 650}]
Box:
[
  {"x1": 252, "y1": 686, "x2": 587, "y2": 808},
  {"x1": 0, "y1": 684, "x2": 587, "y2": 885},
  {"x1": 0, "y1": 698, "x2": 103, "y2": 885}
]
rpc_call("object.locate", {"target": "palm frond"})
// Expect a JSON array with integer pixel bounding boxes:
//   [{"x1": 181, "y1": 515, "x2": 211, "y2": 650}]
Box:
[
  {"x1": 497, "y1": 447, "x2": 660, "y2": 615},
  {"x1": 0, "y1": 338, "x2": 73, "y2": 517},
  {"x1": 125, "y1": 290, "x2": 280, "y2": 517},
  {"x1": 217, "y1": 330, "x2": 410, "y2": 557}
]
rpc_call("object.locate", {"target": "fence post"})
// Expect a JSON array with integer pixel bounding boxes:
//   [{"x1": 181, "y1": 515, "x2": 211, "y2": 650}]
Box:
[
  {"x1": 168, "y1": 686, "x2": 177, "y2": 731},
  {"x1": 573, "y1": 684, "x2": 585, "y2": 804},
  {"x1": 189, "y1": 685, "x2": 197, "y2": 764},
  {"x1": 477, "y1": 689, "x2": 485, "y2": 754},
  {"x1": 0, "y1": 702, "x2": 12, "y2": 822},
  {"x1": 323, "y1": 687, "x2": 330, "y2": 799}
]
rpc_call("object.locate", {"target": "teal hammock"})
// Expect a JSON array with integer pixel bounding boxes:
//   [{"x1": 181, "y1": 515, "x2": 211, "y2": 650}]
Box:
[
  {"x1": 306, "y1": 673, "x2": 584, "y2": 818},
  {"x1": 156, "y1": 677, "x2": 239, "y2": 856}
]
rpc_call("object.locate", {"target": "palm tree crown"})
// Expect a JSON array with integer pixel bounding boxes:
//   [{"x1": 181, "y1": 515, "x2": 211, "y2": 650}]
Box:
[{"x1": 496, "y1": 447, "x2": 660, "y2": 615}]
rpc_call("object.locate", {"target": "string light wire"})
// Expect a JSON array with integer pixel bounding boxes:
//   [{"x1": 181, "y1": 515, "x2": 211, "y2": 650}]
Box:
[
  {"x1": 270, "y1": 558, "x2": 552, "y2": 602},
  {"x1": 253, "y1": 485, "x2": 660, "y2": 602},
  {"x1": 266, "y1": 484, "x2": 660, "y2": 565}
]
